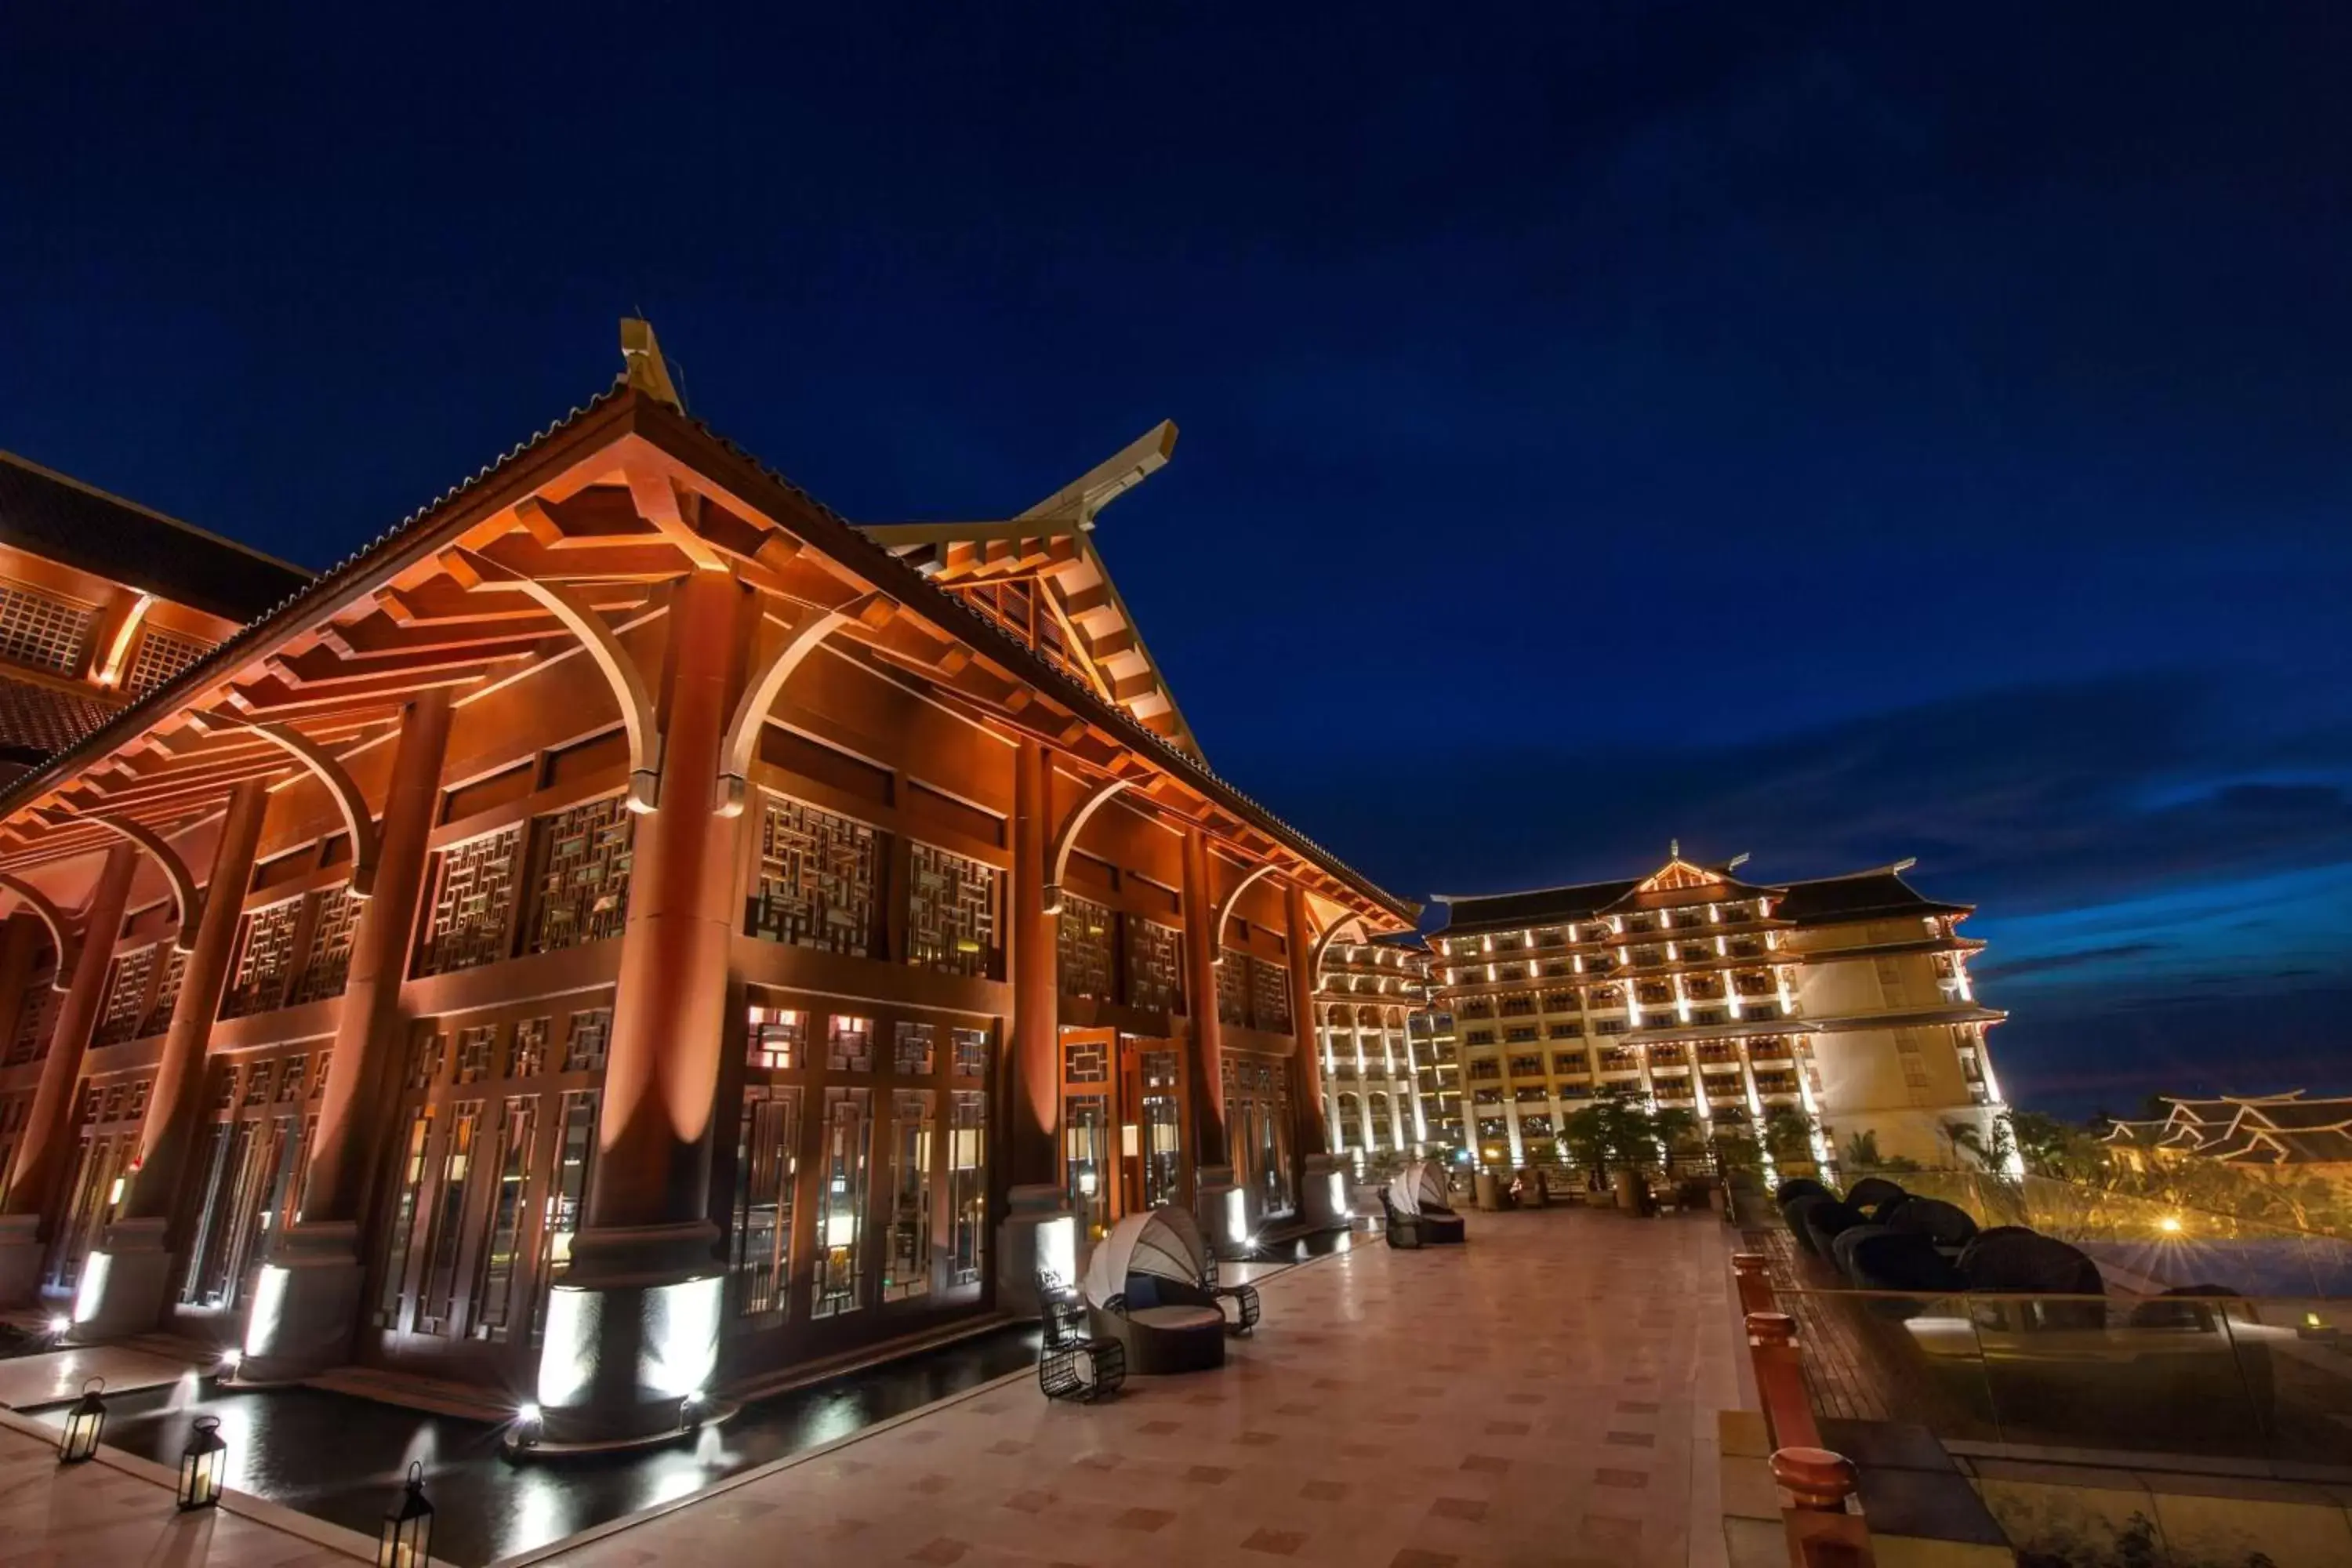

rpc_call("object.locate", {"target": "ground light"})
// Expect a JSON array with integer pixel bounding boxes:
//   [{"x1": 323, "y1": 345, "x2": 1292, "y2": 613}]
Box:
[
  {"x1": 2158, "y1": 1214, "x2": 2184, "y2": 1234},
  {"x1": 44, "y1": 1314, "x2": 68, "y2": 1337},
  {"x1": 176, "y1": 1415, "x2": 227, "y2": 1510},
  {"x1": 378, "y1": 1459, "x2": 434, "y2": 1568},
  {"x1": 56, "y1": 1377, "x2": 104, "y2": 1465}
]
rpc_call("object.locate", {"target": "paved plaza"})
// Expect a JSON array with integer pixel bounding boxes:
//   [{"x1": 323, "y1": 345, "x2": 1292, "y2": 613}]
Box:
[{"x1": 545, "y1": 1207, "x2": 1744, "y2": 1568}]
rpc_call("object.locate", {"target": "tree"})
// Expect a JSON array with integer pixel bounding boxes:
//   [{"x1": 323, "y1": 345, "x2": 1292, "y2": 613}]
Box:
[
  {"x1": 1561, "y1": 1089, "x2": 1660, "y2": 1181},
  {"x1": 1843, "y1": 1130, "x2": 1884, "y2": 1170},
  {"x1": 1762, "y1": 1106, "x2": 1816, "y2": 1163}
]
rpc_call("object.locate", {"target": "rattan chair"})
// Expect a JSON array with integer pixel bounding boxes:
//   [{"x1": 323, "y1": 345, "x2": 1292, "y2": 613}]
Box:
[{"x1": 1036, "y1": 1269, "x2": 1126, "y2": 1402}]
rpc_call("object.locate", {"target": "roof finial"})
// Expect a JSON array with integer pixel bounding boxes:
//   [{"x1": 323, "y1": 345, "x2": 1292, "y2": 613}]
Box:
[
  {"x1": 1670, "y1": 837, "x2": 1680, "y2": 860},
  {"x1": 619, "y1": 318, "x2": 684, "y2": 409}
]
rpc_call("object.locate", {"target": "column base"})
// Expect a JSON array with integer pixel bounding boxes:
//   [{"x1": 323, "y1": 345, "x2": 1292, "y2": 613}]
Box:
[
  {"x1": 996, "y1": 1183, "x2": 1076, "y2": 1318},
  {"x1": 0, "y1": 1214, "x2": 45, "y2": 1308},
  {"x1": 1298, "y1": 1152, "x2": 1352, "y2": 1231},
  {"x1": 71, "y1": 1217, "x2": 175, "y2": 1338},
  {"x1": 1195, "y1": 1165, "x2": 1252, "y2": 1258},
  {"x1": 532, "y1": 1220, "x2": 724, "y2": 1447},
  {"x1": 236, "y1": 1221, "x2": 365, "y2": 1381}
]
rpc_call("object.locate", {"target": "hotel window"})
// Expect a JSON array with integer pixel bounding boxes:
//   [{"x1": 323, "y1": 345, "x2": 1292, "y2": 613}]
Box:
[
  {"x1": 1467, "y1": 1058, "x2": 1501, "y2": 1080},
  {"x1": 1508, "y1": 1054, "x2": 1543, "y2": 1077},
  {"x1": 1057, "y1": 895, "x2": 1116, "y2": 1001},
  {"x1": 732, "y1": 1087, "x2": 800, "y2": 1317},
  {"x1": 1548, "y1": 1019, "x2": 1584, "y2": 1040},
  {"x1": 749, "y1": 1007, "x2": 803, "y2": 1069},
  {"x1": 1552, "y1": 1051, "x2": 1588, "y2": 1076},
  {"x1": 521, "y1": 795, "x2": 634, "y2": 953},
  {"x1": 1500, "y1": 993, "x2": 1534, "y2": 1015},
  {"x1": 906, "y1": 841, "x2": 1000, "y2": 978},
  {"x1": 882, "y1": 1090, "x2": 936, "y2": 1302},
  {"x1": 1465, "y1": 1029, "x2": 1495, "y2": 1046},
  {"x1": 1125, "y1": 920, "x2": 1184, "y2": 1012},
  {"x1": 1504, "y1": 1025, "x2": 1537, "y2": 1044},
  {"x1": 532, "y1": 1090, "x2": 601, "y2": 1348},
  {"x1": 812, "y1": 1087, "x2": 872, "y2": 1318},
  {"x1": 828, "y1": 1014, "x2": 874, "y2": 1073},
  {"x1": 748, "y1": 797, "x2": 879, "y2": 956},
  {"x1": 948, "y1": 1085, "x2": 987, "y2": 1289},
  {"x1": 467, "y1": 1095, "x2": 539, "y2": 1341},
  {"x1": 416, "y1": 826, "x2": 523, "y2": 977}
]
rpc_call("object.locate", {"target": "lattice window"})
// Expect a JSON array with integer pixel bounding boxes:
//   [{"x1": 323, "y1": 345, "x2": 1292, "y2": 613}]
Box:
[
  {"x1": 277, "y1": 1055, "x2": 306, "y2": 1102},
  {"x1": 310, "y1": 1051, "x2": 330, "y2": 1098},
  {"x1": 952, "y1": 1027, "x2": 989, "y2": 1077},
  {"x1": 288, "y1": 884, "x2": 361, "y2": 1005},
  {"x1": 456, "y1": 1025, "x2": 496, "y2": 1084},
  {"x1": 140, "y1": 949, "x2": 187, "y2": 1037},
  {"x1": 561, "y1": 1009, "x2": 612, "y2": 1073},
  {"x1": 244, "y1": 1062, "x2": 274, "y2": 1105},
  {"x1": 894, "y1": 1021, "x2": 934, "y2": 1076},
  {"x1": 417, "y1": 826, "x2": 521, "y2": 976},
  {"x1": 125, "y1": 627, "x2": 212, "y2": 695},
  {"x1": 1062, "y1": 1036, "x2": 1109, "y2": 1085},
  {"x1": 6, "y1": 971, "x2": 58, "y2": 1066},
  {"x1": 1126, "y1": 920, "x2": 1182, "y2": 1012},
  {"x1": 1250, "y1": 955, "x2": 1292, "y2": 1034},
  {"x1": 1216, "y1": 950, "x2": 1248, "y2": 1025},
  {"x1": 0, "y1": 581, "x2": 93, "y2": 676},
  {"x1": 408, "y1": 1033, "x2": 448, "y2": 1090},
  {"x1": 828, "y1": 1015, "x2": 873, "y2": 1073},
  {"x1": 508, "y1": 1018, "x2": 549, "y2": 1079},
  {"x1": 747, "y1": 797, "x2": 877, "y2": 956},
  {"x1": 94, "y1": 945, "x2": 158, "y2": 1047},
  {"x1": 1056, "y1": 895, "x2": 1113, "y2": 1000},
  {"x1": 221, "y1": 898, "x2": 303, "y2": 1018},
  {"x1": 906, "y1": 842, "x2": 997, "y2": 978},
  {"x1": 747, "y1": 1007, "x2": 802, "y2": 1070},
  {"x1": 523, "y1": 796, "x2": 634, "y2": 954}
]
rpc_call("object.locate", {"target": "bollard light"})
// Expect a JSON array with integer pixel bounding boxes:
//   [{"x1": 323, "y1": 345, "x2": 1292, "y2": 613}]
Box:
[
  {"x1": 176, "y1": 1415, "x2": 226, "y2": 1510},
  {"x1": 378, "y1": 1459, "x2": 435, "y2": 1568},
  {"x1": 57, "y1": 1377, "x2": 105, "y2": 1465}
]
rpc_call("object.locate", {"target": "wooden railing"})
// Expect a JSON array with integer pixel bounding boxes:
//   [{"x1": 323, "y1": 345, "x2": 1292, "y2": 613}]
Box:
[{"x1": 1730, "y1": 1251, "x2": 1875, "y2": 1567}]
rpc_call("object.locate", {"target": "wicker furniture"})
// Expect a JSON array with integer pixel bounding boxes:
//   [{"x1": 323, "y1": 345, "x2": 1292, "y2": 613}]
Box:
[{"x1": 1036, "y1": 1269, "x2": 1125, "y2": 1402}]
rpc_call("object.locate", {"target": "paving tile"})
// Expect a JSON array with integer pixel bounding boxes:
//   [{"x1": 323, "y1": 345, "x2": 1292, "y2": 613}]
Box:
[
  {"x1": 1429, "y1": 1496, "x2": 1489, "y2": 1522},
  {"x1": 1240, "y1": 1526, "x2": 1307, "y2": 1555},
  {"x1": 1595, "y1": 1468, "x2": 1650, "y2": 1489},
  {"x1": 1300, "y1": 1479, "x2": 1349, "y2": 1501},
  {"x1": 907, "y1": 1538, "x2": 969, "y2": 1564},
  {"x1": 1112, "y1": 1508, "x2": 1174, "y2": 1532}
]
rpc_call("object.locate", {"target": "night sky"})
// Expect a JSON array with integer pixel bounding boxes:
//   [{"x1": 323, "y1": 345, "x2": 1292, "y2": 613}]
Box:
[{"x1": 6, "y1": 7, "x2": 2349, "y2": 1118}]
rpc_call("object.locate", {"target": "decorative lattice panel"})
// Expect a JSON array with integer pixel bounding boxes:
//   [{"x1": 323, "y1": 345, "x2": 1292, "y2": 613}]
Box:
[
  {"x1": 1216, "y1": 951, "x2": 1247, "y2": 1025},
  {"x1": 407, "y1": 1032, "x2": 448, "y2": 1090},
  {"x1": 561, "y1": 1009, "x2": 612, "y2": 1073},
  {"x1": 276, "y1": 1054, "x2": 306, "y2": 1102},
  {"x1": 140, "y1": 949, "x2": 187, "y2": 1038},
  {"x1": 288, "y1": 884, "x2": 361, "y2": 1005},
  {"x1": 7, "y1": 974, "x2": 58, "y2": 1066},
  {"x1": 221, "y1": 899, "x2": 303, "y2": 1018},
  {"x1": 951, "y1": 1027, "x2": 989, "y2": 1078},
  {"x1": 894, "y1": 1021, "x2": 935, "y2": 1076},
  {"x1": 456, "y1": 1025, "x2": 496, "y2": 1083},
  {"x1": 94, "y1": 945, "x2": 158, "y2": 1047},
  {"x1": 524, "y1": 796, "x2": 634, "y2": 954},
  {"x1": 508, "y1": 1018, "x2": 549, "y2": 1079},
  {"x1": 0, "y1": 581, "x2": 93, "y2": 676},
  {"x1": 828, "y1": 1015, "x2": 874, "y2": 1073},
  {"x1": 1250, "y1": 955, "x2": 1292, "y2": 1034},
  {"x1": 906, "y1": 842, "x2": 997, "y2": 977},
  {"x1": 1126, "y1": 920, "x2": 1183, "y2": 1013},
  {"x1": 1062, "y1": 1036, "x2": 1109, "y2": 1086},
  {"x1": 747, "y1": 797, "x2": 877, "y2": 956},
  {"x1": 747, "y1": 1007, "x2": 802, "y2": 1070},
  {"x1": 1056, "y1": 895, "x2": 1113, "y2": 1000},
  {"x1": 418, "y1": 826, "x2": 521, "y2": 976},
  {"x1": 125, "y1": 628, "x2": 212, "y2": 695}
]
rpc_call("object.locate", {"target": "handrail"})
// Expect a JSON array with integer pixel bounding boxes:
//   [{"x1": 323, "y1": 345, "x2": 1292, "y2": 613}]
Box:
[{"x1": 1730, "y1": 1253, "x2": 1875, "y2": 1565}]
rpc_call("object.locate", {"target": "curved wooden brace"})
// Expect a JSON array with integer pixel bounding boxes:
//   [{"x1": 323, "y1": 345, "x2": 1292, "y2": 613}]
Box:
[
  {"x1": 1041, "y1": 775, "x2": 1136, "y2": 916},
  {"x1": 1208, "y1": 862, "x2": 1281, "y2": 967},
  {"x1": 1309, "y1": 912, "x2": 1371, "y2": 983},
  {"x1": 81, "y1": 815, "x2": 201, "y2": 951},
  {"x1": 189, "y1": 711, "x2": 381, "y2": 898},
  {"x1": 0, "y1": 876, "x2": 78, "y2": 990},
  {"x1": 448, "y1": 546, "x2": 661, "y2": 811},
  {"x1": 715, "y1": 607, "x2": 851, "y2": 818}
]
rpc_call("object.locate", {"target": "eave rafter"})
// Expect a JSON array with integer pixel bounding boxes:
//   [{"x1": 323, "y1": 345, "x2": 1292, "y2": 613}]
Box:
[
  {"x1": 184, "y1": 710, "x2": 381, "y2": 896},
  {"x1": 1210, "y1": 860, "x2": 1281, "y2": 966},
  {"x1": 0, "y1": 876, "x2": 78, "y2": 989},
  {"x1": 43, "y1": 809, "x2": 201, "y2": 949}
]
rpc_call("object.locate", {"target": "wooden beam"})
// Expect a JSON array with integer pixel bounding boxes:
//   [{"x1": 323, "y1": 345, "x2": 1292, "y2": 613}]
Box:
[
  {"x1": 56, "y1": 811, "x2": 202, "y2": 949},
  {"x1": 624, "y1": 470, "x2": 729, "y2": 572},
  {"x1": 186, "y1": 711, "x2": 383, "y2": 896},
  {"x1": 1043, "y1": 775, "x2": 1136, "y2": 916},
  {"x1": 0, "y1": 877, "x2": 78, "y2": 988},
  {"x1": 379, "y1": 577, "x2": 652, "y2": 627}
]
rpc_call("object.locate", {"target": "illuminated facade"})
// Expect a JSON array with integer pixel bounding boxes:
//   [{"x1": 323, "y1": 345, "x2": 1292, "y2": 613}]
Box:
[
  {"x1": 1430, "y1": 851, "x2": 2008, "y2": 1172},
  {"x1": 0, "y1": 328, "x2": 1410, "y2": 1445},
  {"x1": 1312, "y1": 935, "x2": 1458, "y2": 1165}
]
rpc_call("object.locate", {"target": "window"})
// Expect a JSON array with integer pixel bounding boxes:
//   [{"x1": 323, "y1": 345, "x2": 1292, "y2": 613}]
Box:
[
  {"x1": 732, "y1": 1088, "x2": 800, "y2": 1317},
  {"x1": 812, "y1": 1087, "x2": 871, "y2": 1318},
  {"x1": 906, "y1": 842, "x2": 1000, "y2": 978},
  {"x1": 748, "y1": 797, "x2": 879, "y2": 956},
  {"x1": 468, "y1": 1097, "x2": 539, "y2": 1341},
  {"x1": 947, "y1": 1088, "x2": 986, "y2": 1289},
  {"x1": 882, "y1": 1090, "x2": 935, "y2": 1301},
  {"x1": 1508, "y1": 1054, "x2": 1543, "y2": 1077},
  {"x1": 1548, "y1": 1019, "x2": 1584, "y2": 1040},
  {"x1": 1504, "y1": 1025, "x2": 1537, "y2": 1044},
  {"x1": 748, "y1": 1007, "x2": 803, "y2": 1069}
]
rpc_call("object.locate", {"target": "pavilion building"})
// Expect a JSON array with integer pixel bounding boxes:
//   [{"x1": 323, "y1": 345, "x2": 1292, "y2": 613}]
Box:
[
  {"x1": 0, "y1": 326, "x2": 1412, "y2": 1445},
  {"x1": 1428, "y1": 849, "x2": 2008, "y2": 1174},
  {"x1": 1312, "y1": 933, "x2": 1457, "y2": 1167}
]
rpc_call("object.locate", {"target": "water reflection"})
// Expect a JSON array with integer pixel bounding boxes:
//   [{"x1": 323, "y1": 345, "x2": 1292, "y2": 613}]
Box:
[{"x1": 49, "y1": 1323, "x2": 1040, "y2": 1566}]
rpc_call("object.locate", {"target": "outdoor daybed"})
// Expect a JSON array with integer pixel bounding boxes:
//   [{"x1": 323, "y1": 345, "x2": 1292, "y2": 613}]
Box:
[
  {"x1": 1082, "y1": 1208, "x2": 1238, "y2": 1374},
  {"x1": 1382, "y1": 1160, "x2": 1467, "y2": 1247}
]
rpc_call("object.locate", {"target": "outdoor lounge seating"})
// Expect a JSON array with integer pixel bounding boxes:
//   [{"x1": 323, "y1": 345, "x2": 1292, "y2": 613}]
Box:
[
  {"x1": 1387, "y1": 1161, "x2": 1467, "y2": 1244},
  {"x1": 1836, "y1": 1225, "x2": 1963, "y2": 1294},
  {"x1": 1958, "y1": 1227, "x2": 2106, "y2": 1328},
  {"x1": 1883, "y1": 1195, "x2": 1980, "y2": 1254},
  {"x1": 1773, "y1": 1177, "x2": 1832, "y2": 1207},
  {"x1": 1843, "y1": 1176, "x2": 1907, "y2": 1217},
  {"x1": 1035, "y1": 1269, "x2": 1126, "y2": 1402},
  {"x1": 1781, "y1": 1192, "x2": 1840, "y2": 1257},
  {"x1": 1801, "y1": 1197, "x2": 1867, "y2": 1260},
  {"x1": 1081, "y1": 1209, "x2": 1233, "y2": 1374}
]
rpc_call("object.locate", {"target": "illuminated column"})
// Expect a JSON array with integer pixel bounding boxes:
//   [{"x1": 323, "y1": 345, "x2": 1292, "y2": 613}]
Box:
[
  {"x1": 1181, "y1": 828, "x2": 1247, "y2": 1250},
  {"x1": 241, "y1": 690, "x2": 451, "y2": 1378},
  {"x1": 999, "y1": 739, "x2": 1072, "y2": 1312},
  {"x1": 536, "y1": 569, "x2": 753, "y2": 1446},
  {"x1": 0, "y1": 844, "x2": 137, "y2": 1303},
  {"x1": 1286, "y1": 882, "x2": 1348, "y2": 1230},
  {"x1": 77, "y1": 782, "x2": 267, "y2": 1336}
]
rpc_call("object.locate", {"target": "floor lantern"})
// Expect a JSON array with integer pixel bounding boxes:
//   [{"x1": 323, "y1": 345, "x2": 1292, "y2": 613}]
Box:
[
  {"x1": 176, "y1": 1415, "x2": 226, "y2": 1511},
  {"x1": 378, "y1": 1459, "x2": 434, "y2": 1568},
  {"x1": 56, "y1": 1377, "x2": 105, "y2": 1465}
]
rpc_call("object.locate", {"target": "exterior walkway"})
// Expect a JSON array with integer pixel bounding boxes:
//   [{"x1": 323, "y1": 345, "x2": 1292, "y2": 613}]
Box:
[{"x1": 538, "y1": 1207, "x2": 1744, "y2": 1568}]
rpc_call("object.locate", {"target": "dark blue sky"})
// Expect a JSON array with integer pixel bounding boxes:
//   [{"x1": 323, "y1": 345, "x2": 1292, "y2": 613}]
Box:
[{"x1": 6, "y1": 5, "x2": 2349, "y2": 1117}]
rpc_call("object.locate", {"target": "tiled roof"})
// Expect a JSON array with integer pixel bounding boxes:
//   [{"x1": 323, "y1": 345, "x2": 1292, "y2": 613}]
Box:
[
  {"x1": 2233, "y1": 1099, "x2": 2352, "y2": 1133},
  {"x1": 1430, "y1": 880, "x2": 1642, "y2": 935},
  {"x1": 0, "y1": 673, "x2": 122, "y2": 766},
  {"x1": 1431, "y1": 862, "x2": 1971, "y2": 937},
  {"x1": 1773, "y1": 869, "x2": 1972, "y2": 924},
  {"x1": 0, "y1": 452, "x2": 312, "y2": 622}
]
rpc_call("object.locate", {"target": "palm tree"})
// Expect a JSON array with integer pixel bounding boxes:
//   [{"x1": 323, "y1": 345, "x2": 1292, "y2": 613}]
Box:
[
  {"x1": 1762, "y1": 1105, "x2": 1815, "y2": 1163},
  {"x1": 1842, "y1": 1130, "x2": 1883, "y2": 1170}
]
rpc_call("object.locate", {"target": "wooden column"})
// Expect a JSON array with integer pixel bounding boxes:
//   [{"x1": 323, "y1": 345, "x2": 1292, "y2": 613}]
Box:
[
  {"x1": 1178, "y1": 827, "x2": 1226, "y2": 1165},
  {"x1": 1283, "y1": 880, "x2": 1330, "y2": 1156},
  {"x1": 4, "y1": 845, "x2": 136, "y2": 1221},
  {"x1": 241, "y1": 692, "x2": 451, "y2": 1377},
  {"x1": 291, "y1": 690, "x2": 450, "y2": 1227},
  {"x1": 1007, "y1": 740, "x2": 1058, "y2": 1188},
  {"x1": 75, "y1": 781, "x2": 266, "y2": 1334}
]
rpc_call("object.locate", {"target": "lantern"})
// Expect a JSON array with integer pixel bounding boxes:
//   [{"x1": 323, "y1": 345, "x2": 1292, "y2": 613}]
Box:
[
  {"x1": 56, "y1": 1377, "x2": 105, "y2": 1465},
  {"x1": 378, "y1": 1460, "x2": 434, "y2": 1568},
  {"x1": 176, "y1": 1415, "x2": 226, "y2": 1511}
]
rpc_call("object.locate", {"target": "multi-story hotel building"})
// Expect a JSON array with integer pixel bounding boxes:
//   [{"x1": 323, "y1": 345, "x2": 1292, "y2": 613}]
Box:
[
  {"x1": 0, "y1": 326, "x2": 1412, "y2": 1445},
  {"x1": 1429, "y1": 849, "x2": 2009, "y2": 1173},
  {"x1": 1312, "y1": 934, "x2": 1458, "y2": 1165}
]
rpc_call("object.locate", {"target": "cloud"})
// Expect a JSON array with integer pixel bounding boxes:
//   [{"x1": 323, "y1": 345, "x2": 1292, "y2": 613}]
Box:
[{"x1": 1974, "y1": 943, "x2": 2166, "y2": 982}]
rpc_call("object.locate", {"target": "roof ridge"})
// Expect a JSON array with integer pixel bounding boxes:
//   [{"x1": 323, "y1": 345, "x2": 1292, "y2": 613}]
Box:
[
  {"x1": 1430, "y1": 876, "x2": 1636, "y2": 905},
  {"x1": 0, "y1": 449, "x2": 314, "y2": 577},
  {"x1": 1781, "y1": 860, "x2": 1921, "y2": 885}
]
